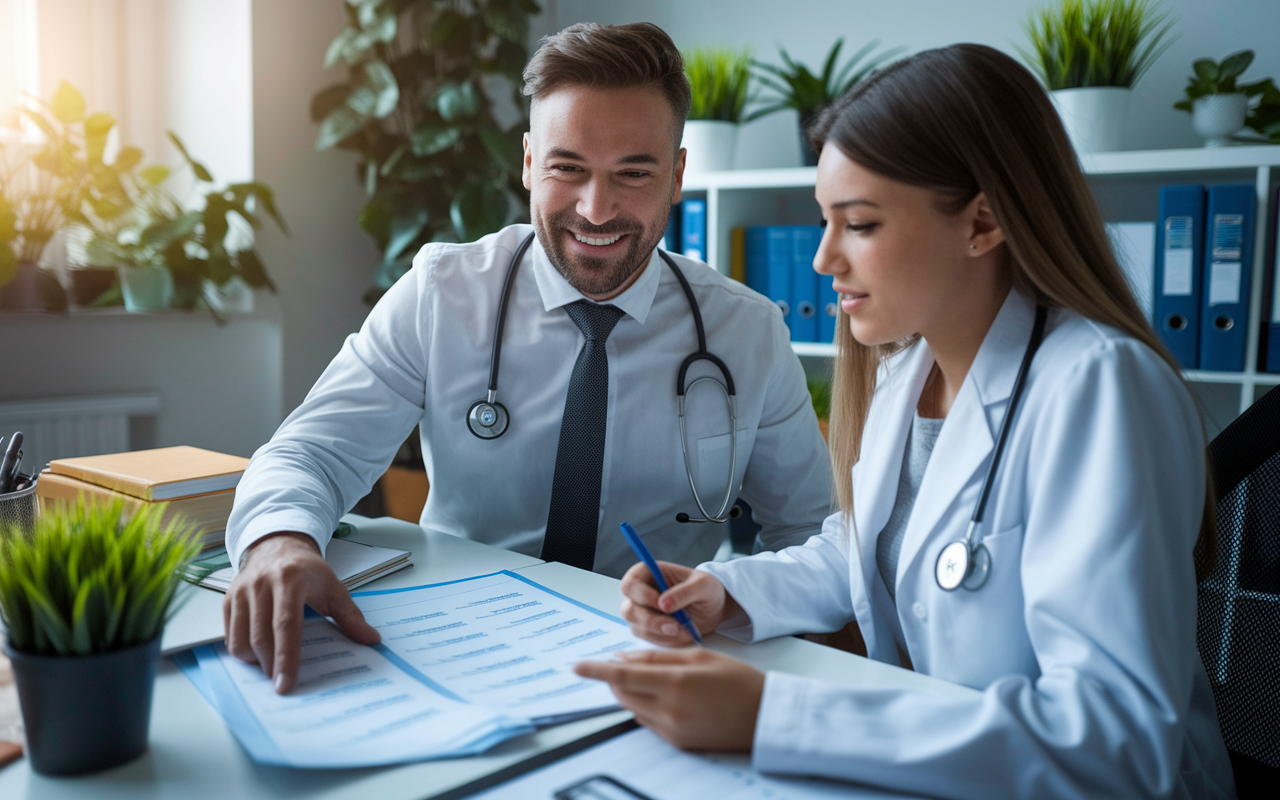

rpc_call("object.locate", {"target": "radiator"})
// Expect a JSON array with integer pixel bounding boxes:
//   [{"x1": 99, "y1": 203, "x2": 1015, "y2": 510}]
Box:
[{"x1": 0, "y1": 394, "x2": 161, "y2": 475}]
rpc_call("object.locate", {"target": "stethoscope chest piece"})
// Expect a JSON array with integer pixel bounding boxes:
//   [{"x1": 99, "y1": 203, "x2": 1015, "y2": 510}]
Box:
[
  {"x1": 468, "y1": 399, "x2": 509, "y2": 439},
  {"x1": 935, "y1": 540, "x2": 991, "y2": 592}
]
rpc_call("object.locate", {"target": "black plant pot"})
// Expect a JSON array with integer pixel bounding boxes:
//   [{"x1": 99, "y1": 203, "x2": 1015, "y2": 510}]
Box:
[
  {"x1": 0, "y1": 262, "x2": 68, "y2": 313},
  {"x1": 6, "y1": 636, "x2": 161, "y2": 775},
  {"x1": 68, "y1": 267, "x2": 120, "y2": 307}
]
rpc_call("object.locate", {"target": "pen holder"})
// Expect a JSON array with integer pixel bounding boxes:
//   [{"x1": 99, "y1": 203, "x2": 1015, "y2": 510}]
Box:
[{"x1": 0, "y1": 474, "x2": 38, "y2": 536}]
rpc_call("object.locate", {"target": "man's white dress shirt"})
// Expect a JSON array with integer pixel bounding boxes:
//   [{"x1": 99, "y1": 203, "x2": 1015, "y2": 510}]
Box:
[{"x1": 227, "y1": 224, "x2": 833, "y2": 577}]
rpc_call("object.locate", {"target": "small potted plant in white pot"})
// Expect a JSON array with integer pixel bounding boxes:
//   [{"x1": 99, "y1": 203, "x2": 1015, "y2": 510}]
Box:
[
  {"x1": 681, "y1": 46, "x2": 754, "y2": 173},
  {"x1": 0, "y1": 499, "x2": 200, "y2": 775},
  {"x1": 1020, "y1": 0, "x2": 1176, "y2": 153},
  {"x1": 1174, "y1": 50, "x2": 1272, "y2": 147}
]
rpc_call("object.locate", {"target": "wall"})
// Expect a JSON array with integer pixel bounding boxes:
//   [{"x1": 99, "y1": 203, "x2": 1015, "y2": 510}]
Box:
[
  {"x1": 548, "y1": 0, "x2": 1280, "y2": 168},
  {"x1": 250, "y1": 0, "x2": 380, "y2": 414}
]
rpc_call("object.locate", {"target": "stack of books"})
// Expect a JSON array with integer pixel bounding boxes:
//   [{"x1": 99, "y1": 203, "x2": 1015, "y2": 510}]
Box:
[{"x1": 36, "y1": 445, "x2": 250, "y2": 550}]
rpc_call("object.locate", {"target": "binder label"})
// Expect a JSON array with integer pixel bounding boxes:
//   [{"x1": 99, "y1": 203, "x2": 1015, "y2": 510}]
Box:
[
  {"x1": 1210, "y1": 214, "x2": 1244, "y2": 260},
  {"x1": 1208, "y1": 262, "x2": 1242, "y2": 306},
  {"x1": 1162, "y1": 216, "x2": 1194, "y2": 296}
]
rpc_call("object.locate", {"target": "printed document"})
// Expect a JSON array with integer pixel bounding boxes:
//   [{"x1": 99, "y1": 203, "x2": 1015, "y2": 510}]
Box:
[
  {"x1": 355, "y1": 571, "x2": 652, "y2": 724},
  {"x1": 181, "y1": 571, "x2": 653, "y2": 768}
]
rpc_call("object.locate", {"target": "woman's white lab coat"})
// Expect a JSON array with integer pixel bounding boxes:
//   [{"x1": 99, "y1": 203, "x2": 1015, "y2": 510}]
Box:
[{"x1": 699, "y1": 290, "x2": 1236, "y2": 799}]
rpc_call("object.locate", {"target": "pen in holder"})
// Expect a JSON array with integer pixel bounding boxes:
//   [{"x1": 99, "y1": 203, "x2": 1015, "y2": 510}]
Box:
[{"x1": 0, "y1": 473, "x2": 39, "y2": 536}]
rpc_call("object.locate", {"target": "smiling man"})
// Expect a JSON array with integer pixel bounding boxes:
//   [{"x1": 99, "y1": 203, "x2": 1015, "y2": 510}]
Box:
[{"x1": 223, "y1": 22, "x2": 832, "y2": 693}]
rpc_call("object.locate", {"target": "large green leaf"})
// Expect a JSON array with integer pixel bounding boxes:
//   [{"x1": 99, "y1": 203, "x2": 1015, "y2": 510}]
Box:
[
  {"x1": 362, "y1": 60, "x2": 400, "y2": 119},
  {"x1": 434, "y1": 81, "x2": 480, "y2": 122},
  {"x1": 235, "y1": 248, "x2": 276, "y2": 291},
  {"x1": 478, "y1": 123, "x2": 524, "y2": 174},
  {"x1": 51, "y1": 81, "x2": 86, "y2": 123},
  {"x1": 316, "y1": 104, "x2": 370, "y2": 151},
  {"x1": 139, "y1": 164, "x2": 171, "y2": 185},
  {"x1": 167, "y1": 131, "x2": 214, "y2": 182},
  {"x1": 450, "y1": 178, "x2": 508, "y2": 242},
  {"x1": 410, "y1": 123, "x2": 461, "y2": 156},
  {"x1": 84, "y1": 112, "x2": 116, "y2": 165},
  {"x1": 386, "y1": 208, "x2": 429, "y2": 259}
]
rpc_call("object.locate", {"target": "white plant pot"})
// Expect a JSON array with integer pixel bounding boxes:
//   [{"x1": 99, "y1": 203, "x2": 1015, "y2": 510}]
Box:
[
  {"x1": 204, "y1": 276, "x2": 255, "y2": 314},
  {"x1": 1192, "y1": 94, "x2": 1248, "y2": 148},
  {"x1": 1050, "y1": 87, "x2": 1130, "y2": 153},
  {"x1": 681, "y1": 120, "x2": 739, "y2": 173}
]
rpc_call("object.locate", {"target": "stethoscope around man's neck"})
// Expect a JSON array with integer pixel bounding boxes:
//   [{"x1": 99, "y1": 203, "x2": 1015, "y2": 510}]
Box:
[
  {"x1": 935, "y1": 303, "x2": 1048, "y2": 592},
  {"x1": 466, "y1": 232, "x2": 741, "y2": 524}
]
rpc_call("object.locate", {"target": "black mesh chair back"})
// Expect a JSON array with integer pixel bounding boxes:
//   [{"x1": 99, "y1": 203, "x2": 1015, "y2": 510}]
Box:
[{"x1": 1199, "y1": 384, "x2": 1280, "y2": 794}]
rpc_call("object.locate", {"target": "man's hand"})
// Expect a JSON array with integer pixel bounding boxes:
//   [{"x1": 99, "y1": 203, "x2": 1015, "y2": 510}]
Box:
[
  {"x1": 618, "y1": 560, "x2": 740, "y2": 647},
  {"x1": 223, "y1": 532, "x2": 381, "y2": 694},
  {"x1": 574, "y1": 648, "x2": 764, "y2": 752}
]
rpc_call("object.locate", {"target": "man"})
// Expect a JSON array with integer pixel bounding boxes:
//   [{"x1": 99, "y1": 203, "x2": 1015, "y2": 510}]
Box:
[{"x1": 225, "y1": 22, "x2": 832, "y2": 693}]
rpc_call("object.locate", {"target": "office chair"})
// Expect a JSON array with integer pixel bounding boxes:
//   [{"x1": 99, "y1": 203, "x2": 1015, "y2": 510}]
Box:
[{"x1": 1198, "y1": 384, "x2": 1280, "y2": 798}]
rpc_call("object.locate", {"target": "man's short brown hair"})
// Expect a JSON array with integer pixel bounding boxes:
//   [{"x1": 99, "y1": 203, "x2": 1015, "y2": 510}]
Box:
[{"x1": 523, "y1": 22, "x2": 691, "y2": 146}]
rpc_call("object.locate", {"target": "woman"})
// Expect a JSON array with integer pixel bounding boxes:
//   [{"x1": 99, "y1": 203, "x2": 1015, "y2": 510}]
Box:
[{"x1": 575, "y1": 44, "x2": 1236, "y2": 799}]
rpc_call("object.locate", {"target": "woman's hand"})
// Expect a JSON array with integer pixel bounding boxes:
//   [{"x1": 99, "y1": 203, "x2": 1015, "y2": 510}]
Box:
[
  {"x1": 574, "y1": 648, "x2": 764, "y2": 752},
  {"x1": 618, "y1": 561, "x2": 740, "y2": 646}
]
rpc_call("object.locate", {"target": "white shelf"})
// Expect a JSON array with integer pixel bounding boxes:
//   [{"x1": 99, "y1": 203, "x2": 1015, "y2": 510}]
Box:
[
  {"x1": 792, "y1": 341, "x2": 1280, "y2": 388},
  {"x1": 683, "y1": 145, "x2": 1280, "y2": 193}
]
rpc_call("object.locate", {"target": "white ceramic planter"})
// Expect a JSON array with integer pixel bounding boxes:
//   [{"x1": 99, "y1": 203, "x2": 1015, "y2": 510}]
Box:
[
  {"x1": 1050, "y1": 87, "x2": 1130, "y2": 153},
  {"x1": 681, "y1": 120, "x2": 739, "y2": 173},
  {"x1": 1192, "y1": 93, "x2": 1248, "y2": 148}
]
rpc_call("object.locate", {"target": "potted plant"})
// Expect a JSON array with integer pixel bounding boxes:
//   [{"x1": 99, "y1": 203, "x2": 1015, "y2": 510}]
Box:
[
  {"x1": 1174, "y1": 50, "x2": 1273, "y2": 147},
  {"x1": 681, "y1": 46, "x2": 754, "y2": 173},
  {"x1": 751, "y1": 39, "x2": 902, "y2": 166},
  {"x1": 1020, "y1": 0, "x2": 1176, "y2": 153},
  {"x1": 0, "y1": 499, "x2": 200, "y2": 775},
  {"x1": 311, "y1": 0, "x2": 539, "y2": 302},
  {"x1": 83, "y1": 133, "x2": 287, "y2": 315},
  {"x1": 0, "y1": 132, "x2": 68, "y2": 313}
]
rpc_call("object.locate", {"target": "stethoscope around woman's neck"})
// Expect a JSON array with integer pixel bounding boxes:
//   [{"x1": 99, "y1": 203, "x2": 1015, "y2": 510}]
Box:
[
  {"x1": 935, "y1": 303, "x2": 1048, "y2": 592},
  {"x1": 466, "y1": 232, "x2": 741, "y2": 524}
]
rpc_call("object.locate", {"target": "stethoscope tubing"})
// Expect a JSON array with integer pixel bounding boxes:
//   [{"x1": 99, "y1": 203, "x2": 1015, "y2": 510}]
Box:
[{"x1": 472, "y1": 233, "x2": 739, "y2": 523}]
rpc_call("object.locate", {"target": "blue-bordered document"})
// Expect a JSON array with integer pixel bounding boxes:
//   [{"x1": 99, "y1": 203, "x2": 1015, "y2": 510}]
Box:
[{"x1": 178, "y1": 571, "x2": 654, "y2": 768}]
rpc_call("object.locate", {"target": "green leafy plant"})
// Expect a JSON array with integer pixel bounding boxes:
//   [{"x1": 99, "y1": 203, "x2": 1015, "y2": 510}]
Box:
[
  {"x1": 0, "y1": 146, "x2": 61, "y2": 285},
  {"x1": 1245, "y1": 82, "x2": 1280, "y2": 143},
  {"x1": 751, "y1": 38, "x2": 903, "y2": 120},
  {"x1": 684, "y1": 46, "x2": 755, "y2": 123},
  {"x1": 1019, "y1": 0, "x2": 1177, "y2": 90},
  {"x1": 311, "y1": 0, "x2": 540, "y2": 301},
  {"x1": 0, "y1": 499, "x2": 202, "y2": 657},
  {"x1": 807, "y1": 375, "x2": 832, "y2": 421},
  {"x1": 1173, "y1": 50, "x2": 1272, "y2": 112},
  {"x1": 18, "y1": 82, "x2": 288, "y2": 311}
]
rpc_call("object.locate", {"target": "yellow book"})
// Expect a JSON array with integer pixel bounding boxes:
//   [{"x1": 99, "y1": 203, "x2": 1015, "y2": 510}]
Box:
[
  {"x1": 730, "y1": 226, "x2": 746, "y2": 283},
  {"x1": 48, "y1": 445, "x2": 249, "y2": 501},
  {"x1": 36, "y1": 471, "x2": 233, "y2": 546}
]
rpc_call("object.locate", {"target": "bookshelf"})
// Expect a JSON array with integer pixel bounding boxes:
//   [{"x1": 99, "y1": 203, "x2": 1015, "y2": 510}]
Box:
[{"x1": 682, "y1": 145, "x2": 1280, "y2": 419}]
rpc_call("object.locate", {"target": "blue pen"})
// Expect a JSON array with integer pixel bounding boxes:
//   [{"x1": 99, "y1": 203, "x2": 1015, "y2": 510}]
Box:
[{"x1": 619, "y1": 522, "x2": 702, "y2": 645}]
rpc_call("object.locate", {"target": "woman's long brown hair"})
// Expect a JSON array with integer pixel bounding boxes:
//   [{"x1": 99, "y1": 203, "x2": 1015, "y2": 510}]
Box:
[{"x1": 810, "y1": 44, "x2": 1215, "y2": 578}]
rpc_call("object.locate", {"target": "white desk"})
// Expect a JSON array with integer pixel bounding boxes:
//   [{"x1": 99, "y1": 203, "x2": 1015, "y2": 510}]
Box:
[{"x1": 0, "y1": 516, "x2": 975, "y2": 799}]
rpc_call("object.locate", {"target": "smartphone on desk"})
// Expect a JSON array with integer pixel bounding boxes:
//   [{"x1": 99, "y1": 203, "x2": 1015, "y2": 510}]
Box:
[{"x1": 553, "y1": 774, "x2": 656, "y2": 800}]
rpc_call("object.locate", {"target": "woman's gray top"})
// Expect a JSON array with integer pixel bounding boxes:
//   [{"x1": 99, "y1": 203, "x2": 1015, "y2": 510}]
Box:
[{"x1": 876, "y1": 412, "x2": 945, "y2": 602}]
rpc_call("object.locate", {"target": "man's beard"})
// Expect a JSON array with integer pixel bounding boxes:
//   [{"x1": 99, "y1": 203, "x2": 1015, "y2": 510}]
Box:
[{"x1": 534, "y1": 207, "x2": 665, "y2": 297}]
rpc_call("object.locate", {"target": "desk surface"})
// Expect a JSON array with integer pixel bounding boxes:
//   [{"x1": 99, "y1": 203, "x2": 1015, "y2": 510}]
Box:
[{"x1": 1, "y1": 516, "x2": 974, "y2": 799}]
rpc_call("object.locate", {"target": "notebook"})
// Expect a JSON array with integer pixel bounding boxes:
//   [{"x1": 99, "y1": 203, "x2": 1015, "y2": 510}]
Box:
[
  {"x1": 49, "y1": 446, "x2": 250, "y2": 501},
  {"x1": 188, "y1": 537, "x2": 412, "y2": 593}
]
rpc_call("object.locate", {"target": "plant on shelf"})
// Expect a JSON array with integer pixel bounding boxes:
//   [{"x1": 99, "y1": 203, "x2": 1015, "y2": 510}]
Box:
[
  {"x1": 1172, "y1": 50, "x2": 1279, "y2": 147},
  {"x1": 0, "y1": 122, "x2": 68, "y2": 312},
  {"x1": 0, "y1": 499, "x2": 201, "y2": 775},
  {"x1": 1245, "y1": 83, "x2": 1280, "y2": 144},
  {"x1": 751, "y1": 38, "x2": 903, "y2": 166},
  {"x1": 681, "y1": 45, "x2": 756, "y2": 173},
  {"x1": 312, "y1": 0, "x2": 540, "y2": 301},
  {"x1": 1019, "y1": 0, "x2": 1177, "y2": 152}
]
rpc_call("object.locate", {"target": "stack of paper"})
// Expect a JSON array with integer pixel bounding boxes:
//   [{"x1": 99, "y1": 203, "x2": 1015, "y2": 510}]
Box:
[
  {"x1": 187, "y1": 537, "x2": 412, "y2": 593},
  {"x1": 175, "y1": 571, "x2": 656, "y2": 767}
]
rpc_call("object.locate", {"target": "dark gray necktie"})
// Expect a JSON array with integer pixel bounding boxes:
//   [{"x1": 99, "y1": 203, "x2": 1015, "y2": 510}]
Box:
[{"x1": 541, "y1": 301, "x2": 626, "y2": 570}]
